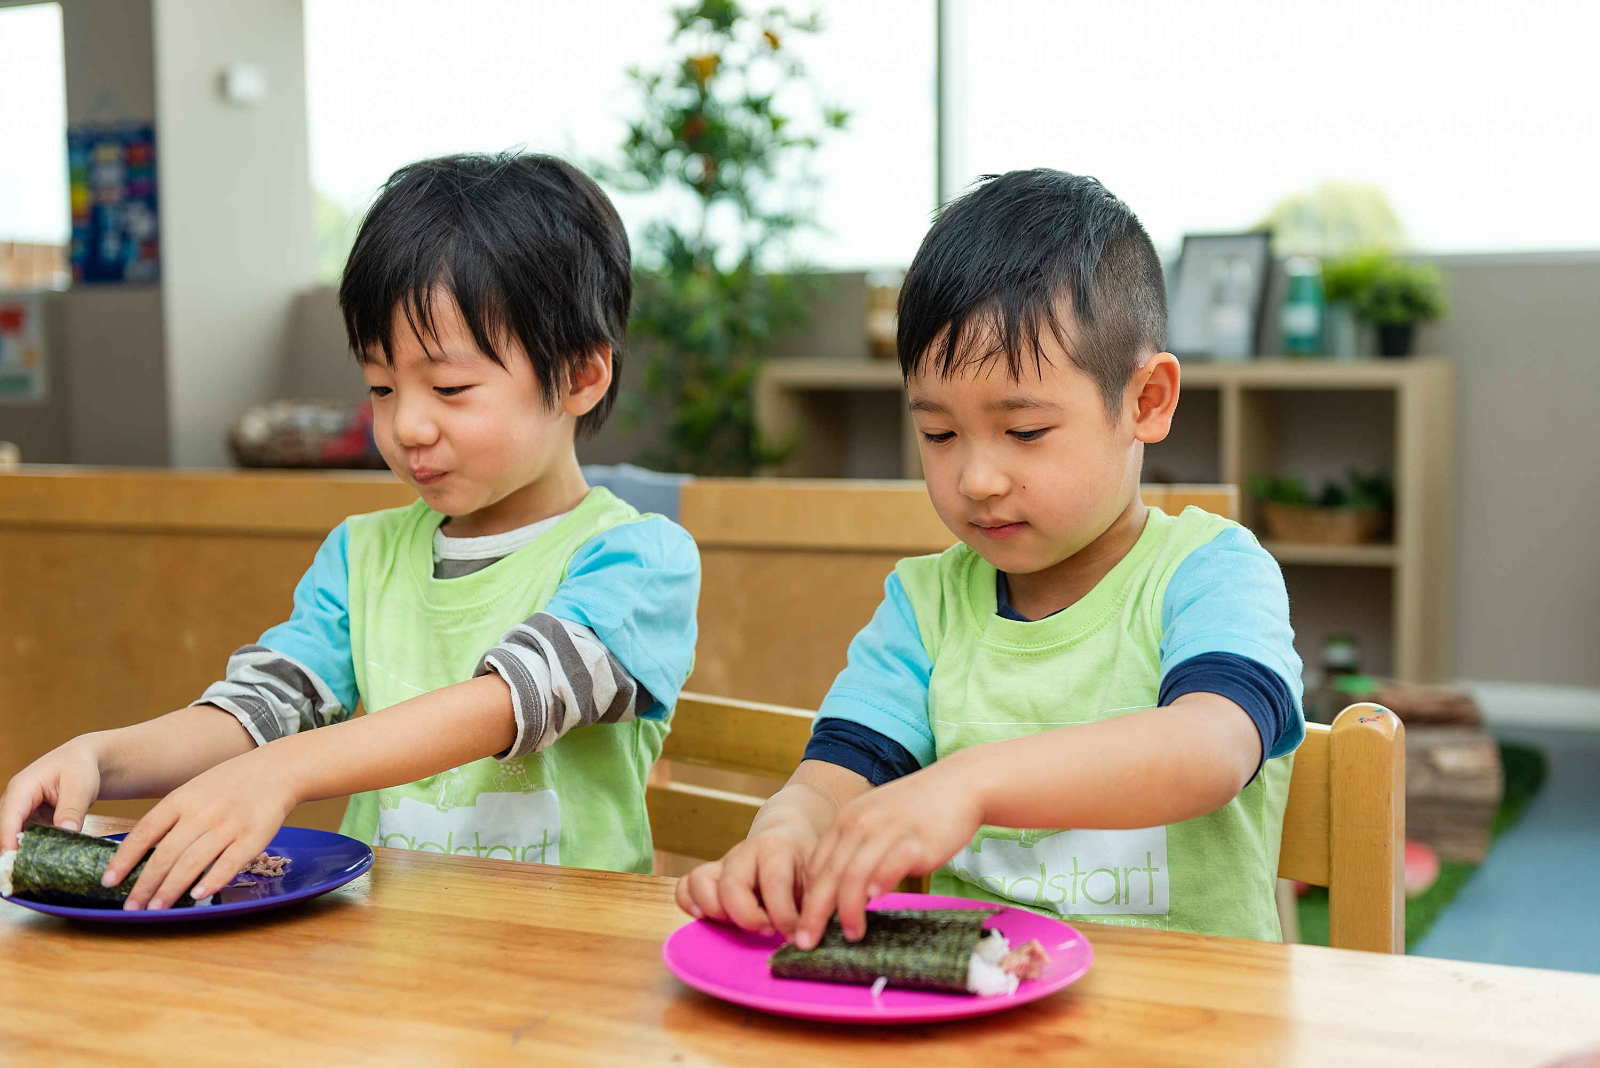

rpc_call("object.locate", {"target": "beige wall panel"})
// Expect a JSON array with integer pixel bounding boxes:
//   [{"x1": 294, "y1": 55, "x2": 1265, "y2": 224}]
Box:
[
  {"x1": 689, "y1": 548, "x2": 906, "y2": 709},
  {"x1": 0, "y1": 529, "x2": 318, "y2": 779}
]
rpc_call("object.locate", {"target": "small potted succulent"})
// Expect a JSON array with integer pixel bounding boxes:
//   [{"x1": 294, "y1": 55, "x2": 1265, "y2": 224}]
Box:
[
  {"x1": 1321, "y1": 250, "x2": 1448, "y2": 358},
  {"x1": 1251, "y1": 470, "x2": 1394, "y2": 544},
  {"x1": 1321, "y1": 249, "x2": 1388, "y2": 358},
  {"x1": 1356, "y1": 258, "x2": 1448, "y2": 357}
]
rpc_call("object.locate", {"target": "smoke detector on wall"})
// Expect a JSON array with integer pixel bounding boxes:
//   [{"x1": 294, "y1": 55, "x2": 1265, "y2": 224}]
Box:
[{"x1": 219, "y1": 63, "x2": 268, "y2": 108}]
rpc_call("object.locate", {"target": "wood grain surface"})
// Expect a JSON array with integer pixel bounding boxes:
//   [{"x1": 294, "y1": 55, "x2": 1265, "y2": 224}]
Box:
[{"x1": 1, "y1": 816, "x2": 1595, "y2": 1068}]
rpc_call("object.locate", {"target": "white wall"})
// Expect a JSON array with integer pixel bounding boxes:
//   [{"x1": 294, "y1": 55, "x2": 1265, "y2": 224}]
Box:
[
  {"x1": 153, "y1": 0, "x2": 317, "y2": 466},
  {"x1": 1419, "y1": 253, "x2": 1600, "y2": 692}
]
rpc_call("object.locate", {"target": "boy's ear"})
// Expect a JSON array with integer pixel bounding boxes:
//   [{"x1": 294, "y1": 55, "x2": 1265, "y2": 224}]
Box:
[
  {"x1": 1128, "y1": 351, "x2": 1180, "y2": 444},
  {"x1": 563, "y1": 346, "x2": 613, "y2": 418}
]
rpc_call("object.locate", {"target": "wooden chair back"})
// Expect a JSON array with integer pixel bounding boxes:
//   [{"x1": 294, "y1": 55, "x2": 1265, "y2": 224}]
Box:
[
  {"x1": 649, "y1": 693, "x2": 1406, "y2": 953},
  {"x1": 647, "y1": 692, "x2": 815, "y2": 861},
  {"x1": 1277, "y1": 702, "x2": 1407, "y2": 953}
]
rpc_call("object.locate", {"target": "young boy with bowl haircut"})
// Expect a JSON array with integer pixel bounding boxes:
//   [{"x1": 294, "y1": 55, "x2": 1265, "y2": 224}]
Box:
[
  {"x1": 1, "y1": 153, "x2": 700, "y2": 908},
  {"x1": 678, "y1": 169, "x2": 1303, "y2": 947}
]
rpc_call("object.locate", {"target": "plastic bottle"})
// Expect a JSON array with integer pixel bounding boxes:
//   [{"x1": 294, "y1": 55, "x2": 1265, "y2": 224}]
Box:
[{"x1": 1281, "y1": 256, "x2": 1325, "y2": 356}]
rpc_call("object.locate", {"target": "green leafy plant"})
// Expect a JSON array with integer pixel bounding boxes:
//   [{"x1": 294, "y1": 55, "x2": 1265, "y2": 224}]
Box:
[
  {"x1": 1321, "y1": 247, "x2": 1390, "y2": 304},
  {"x1": 600, "y1": 0, "x2": 848, "y2": 474},
  {"x1": 1357, "y1": 259, "x2": 1449, "y2": 326},
  {"x1": 1251, "y1": 470, "x2": 1394, "y2": 512}
]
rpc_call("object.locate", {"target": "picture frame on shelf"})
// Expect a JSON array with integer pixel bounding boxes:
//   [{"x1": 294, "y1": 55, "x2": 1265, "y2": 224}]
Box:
[{"x1": 1166, "y1": 231, "x2": 1272, "y2": 361}]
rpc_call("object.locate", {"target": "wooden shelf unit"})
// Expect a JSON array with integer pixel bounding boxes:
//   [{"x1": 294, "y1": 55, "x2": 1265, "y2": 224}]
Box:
[{"x1": 754, "y1": 356, "x2": 1455, "y2": 682}]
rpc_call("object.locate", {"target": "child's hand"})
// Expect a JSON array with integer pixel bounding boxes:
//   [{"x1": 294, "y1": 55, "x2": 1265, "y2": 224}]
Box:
[
  {"x1": 0, "y1": 737, "x2": 105, "y2": 849},
  {"x1": 675, "y1": 828, "x2": 816, "y2": 940},
  {"x1": 793, "y1": 763, "x2": 984, "y2": 950},
  {"x1": 104, "y1": 749, "x2": 299, "y2": 910}
]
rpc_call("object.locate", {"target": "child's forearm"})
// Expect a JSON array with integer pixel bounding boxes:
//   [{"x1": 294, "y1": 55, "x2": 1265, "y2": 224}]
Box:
[
  {"x1": 245, "y1": 674, "x2": 519, "y2": 806},
  {"x1": 944, "y1": 692, "x2": 1261, "y2": 830},
  {"x1": 90, "y1": 706, "x2": 258, "y2": 799}
]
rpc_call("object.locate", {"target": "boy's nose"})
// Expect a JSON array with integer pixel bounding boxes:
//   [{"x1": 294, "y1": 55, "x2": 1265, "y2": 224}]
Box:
[
  {"x1": 958, "y1": 454, "x2": 1010, "y2": 501},
  {"x1": 391, "y1": 397, "x2": 440, "y2": 448}
]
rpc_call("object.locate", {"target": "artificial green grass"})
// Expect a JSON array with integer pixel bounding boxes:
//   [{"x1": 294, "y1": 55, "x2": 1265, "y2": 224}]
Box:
[{"x1": 1294, "y1": 742, "x2": 1549, "y2": 951}]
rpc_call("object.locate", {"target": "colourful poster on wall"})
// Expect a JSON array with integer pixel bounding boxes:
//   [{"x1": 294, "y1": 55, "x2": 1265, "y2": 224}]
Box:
[
  {"x1": 0, "y1": 296, "x2": 48, "y2": 404},
  {"x1": 67, "y1": 122, "x2": 159, "y2": 284}
]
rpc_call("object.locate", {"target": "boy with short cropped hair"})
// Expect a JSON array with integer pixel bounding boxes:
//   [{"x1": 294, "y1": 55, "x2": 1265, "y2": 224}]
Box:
[
  {"x1": 1, "y1": 153, "x2": 700, "y2": 908},
  {"x1": 677, "y1": 169, "x2": 1303, "y2": 946}
]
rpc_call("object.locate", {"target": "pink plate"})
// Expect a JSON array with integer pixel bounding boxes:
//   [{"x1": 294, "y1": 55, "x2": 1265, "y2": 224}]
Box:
[{"x1": 662, "y1": 892, "x2": 1093, "y2": 1024}]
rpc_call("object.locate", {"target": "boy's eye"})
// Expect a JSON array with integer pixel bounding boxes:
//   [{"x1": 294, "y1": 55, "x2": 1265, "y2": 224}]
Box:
[
  {"x1": 1009, "y1": 428, "x2": 1050, "y2": 442},
  {"x1": 434, "y1": 385, "x2": 473, "y2": 397},
  {"x1": 921, "y1": 431, "x2": 955, "y2": 444},
  {"x1": 367, "y1": 386, "x2": 392, "y2": 398}
]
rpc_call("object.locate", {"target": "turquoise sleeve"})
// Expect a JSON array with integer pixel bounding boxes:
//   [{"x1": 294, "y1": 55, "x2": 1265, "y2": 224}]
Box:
[
  {"x1": 814, "y1": 571, "x2": 937, "y2": 767},
  {"x1": 1160, "y1": 526, "x2": 1306, "y2": 758},
  {"x1": 544, "y1": 516, "x2": 701, "y2": 720},
  {"x1": 258, "y1": 522, "x2": 360, "y2": 713}
]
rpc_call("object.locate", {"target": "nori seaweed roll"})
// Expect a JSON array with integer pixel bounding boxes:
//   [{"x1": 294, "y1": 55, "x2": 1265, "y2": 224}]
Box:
[
  {"x1": 0, "y1": 824, "x2": 210, "y2": 909},
  {"x1": 768, "y1": 908, "x2": 1050, "y2": 996}
]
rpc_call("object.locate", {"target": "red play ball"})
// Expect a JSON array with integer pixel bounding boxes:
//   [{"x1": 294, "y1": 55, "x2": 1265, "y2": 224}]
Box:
[{"x1": 1404, "y1": 839, "x2": 1441, "y2": 898}]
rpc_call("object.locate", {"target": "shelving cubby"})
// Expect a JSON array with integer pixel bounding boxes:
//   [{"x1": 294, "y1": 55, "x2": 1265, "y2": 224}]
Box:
[{"x1": 754, "y1": 356, "x2": 1454, "y2": 682}]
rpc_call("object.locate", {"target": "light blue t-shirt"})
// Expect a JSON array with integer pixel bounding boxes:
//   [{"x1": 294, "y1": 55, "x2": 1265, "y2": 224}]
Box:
[
  {"x1": 814, "y1": 525, "x2": 1305, "y2": 767},
  {"x1": 258, "y1": 514, "x2": 700, "y2": 721}
]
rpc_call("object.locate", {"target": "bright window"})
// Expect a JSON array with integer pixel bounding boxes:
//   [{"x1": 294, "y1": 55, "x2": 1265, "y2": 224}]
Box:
[
  {"x1": 304, "y1": 0, "x2": 934, "y2": 275},
  {"x1": 0, "y1": 2, "x2": 67, "y2": 245},
  {"x1": 950, "y1": 0, "x2": 1600, "y2": 254}
]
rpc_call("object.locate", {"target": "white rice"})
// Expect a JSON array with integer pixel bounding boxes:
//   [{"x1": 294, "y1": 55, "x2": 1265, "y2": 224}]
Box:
[
  {"x1": 869, "y1": 976, "x2": 888, "y2": 999},
  {"x1": 967, "y1": 930, "x2": 1020, "y2": 996},
  {"x1": 0, "y1": 841, "x2": 16, "y2": 898}
]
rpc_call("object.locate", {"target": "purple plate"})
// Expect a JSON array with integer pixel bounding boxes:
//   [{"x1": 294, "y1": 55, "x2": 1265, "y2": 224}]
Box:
[
  {"x1": 662, "y1": 892, "x2": 1093, "y2": 1024},
  {"x1": 2, "y1": 826, "x2": 373, "y2": 923}
]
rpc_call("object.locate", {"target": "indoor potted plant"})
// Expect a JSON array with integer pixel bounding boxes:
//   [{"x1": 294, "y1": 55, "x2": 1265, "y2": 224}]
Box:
[
  {"x1": 1357, "y1": 258, "x2": 1448, "y2": 358},
  {"x1": 598, "y1": 0, "x2": 848, "y2": 475},
  {"x1": 1251, "y1": 470, "x2": 1394, "y2": 544},
  {"x1": 1321, "y1": 248, "x2": 1388, "y2": 358}
]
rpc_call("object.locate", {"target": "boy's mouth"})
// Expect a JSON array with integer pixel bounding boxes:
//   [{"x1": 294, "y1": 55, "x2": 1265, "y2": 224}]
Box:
[
  {"x1": 410, "y1": 467, "x2": 447, "y2": 486},
  {"x1": 973, "y1": 520, "x2": 1027, "y2": 541}
]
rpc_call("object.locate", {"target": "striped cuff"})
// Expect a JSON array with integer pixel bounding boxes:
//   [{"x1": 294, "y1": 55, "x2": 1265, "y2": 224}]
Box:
[
  {"x1": 476, "y1": 613, "x2": 653, "y2": 761},
  {"x1": 193, "y1": 644, "x2": 348, "y2": 745}
]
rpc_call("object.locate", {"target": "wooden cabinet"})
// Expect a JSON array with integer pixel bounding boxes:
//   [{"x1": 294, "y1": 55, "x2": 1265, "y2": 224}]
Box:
[{"x1": 754, "y1": 356, "x2": 1455, "y2": 682}]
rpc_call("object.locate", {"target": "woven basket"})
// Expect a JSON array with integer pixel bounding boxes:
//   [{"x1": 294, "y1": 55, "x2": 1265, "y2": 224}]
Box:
[{"x1": 1260, "y1": 503, "x2": 1388, "y2": 544}]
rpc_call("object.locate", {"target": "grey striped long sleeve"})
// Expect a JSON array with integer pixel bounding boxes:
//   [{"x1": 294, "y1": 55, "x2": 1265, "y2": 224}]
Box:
[
  {"x1": 475, "y1": 612, "x2": 655, "y2": 761},
  {"x1": 192, "y1": 644, "x2": 350, "y2": 746},
  {"x1": 194, "y1": 616, "x2": 650, "y2": 761}
]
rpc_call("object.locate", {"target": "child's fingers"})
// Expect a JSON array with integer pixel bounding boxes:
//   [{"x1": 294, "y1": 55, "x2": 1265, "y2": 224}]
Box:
[
  {"x1": 0, "y1": 778, "x2": 45, "y2": 851},
  {"x1": 869, "y1": 837, "x2": 924, "y2": 900},
  {"x1": 794, "y1": 836, "x2": 858, "y2": 951},
  {"x1": 801, "y1": 822, "x2": 843, "y2": 892},
  {"x1": 756, "y1": 849, "x2": 802, "y2": 940},
  {"x1": 683, "y1": 864, "x2": 730, "y2": 923},
  {"x1": 831, "y1": 836, "x2": 898, "y2": 942},
  {"x1": 105, "y1": 803, "x2": 180, "y2": 889},
  {"x1": 117, "y1": 811, "x2": 200, "y2": 909},
  {"x1": 144, "y1": 830, "x2": 229, "y2": 911},
  {"x1": 674, "y1": 865, "x2": 709, "y2": 918},
  {"x1": 716, "y1": 851, "x2": 774, "y2": 935},
  {"x1": 191, "y1": 835, "x2": 268, "y2": 900},
  {"x1": 48, "y1": 769, "x2": 99, "y2": 835}
]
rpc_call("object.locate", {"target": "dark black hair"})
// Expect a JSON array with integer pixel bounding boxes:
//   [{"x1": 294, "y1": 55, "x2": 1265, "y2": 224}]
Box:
[
  {"x1": 897, "y1": 169, "x2": 1166, "y2": 417},
  {"x1": 339, "y1": 152, "x2": 631, "y2": 438}
]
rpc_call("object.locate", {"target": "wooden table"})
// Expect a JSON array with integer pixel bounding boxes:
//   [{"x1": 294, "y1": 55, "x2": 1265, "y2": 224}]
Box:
[{"x1": 2, "y1": 818, "x2": 1596, "y2": 1067}]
